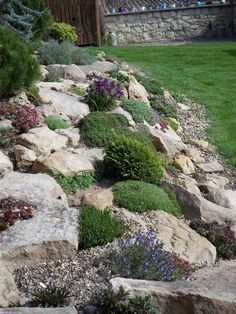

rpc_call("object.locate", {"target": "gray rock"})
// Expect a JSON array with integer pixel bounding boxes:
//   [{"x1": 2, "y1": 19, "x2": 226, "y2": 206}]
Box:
[
  {"x1": 18, "y1": 126, "x2": 68, "y2": 156},
  {"x1": 197, "y1": 161, "x2": 224, "y2": 173},
  {"x1": 80, "y1": 188, "x2": 114, "y2": 211},
  {"x1": 0, "y1": 263, "x2": 19, "y2": 308},
  {"x1": 128, "y1": 76, "x2": 150, "y2": 106},
  {"x1": 38, "y1": 88, "x2": 89, "y2": 119},
  {"x1": 55, "y1": 128, "x2": 81, "y2": 148},
  {"x1": 0, "y1": 120, "x2": 12, "y2": 128},
  {"x1": 0, "y1": 308, "x2": 77, "y2": 314},
  {"x1": 64, "y1": 64, "x2": 87, "y2": 82},
  {"x1": 78, "y1": 61, "x2": 117, "y2": 74},
  {"x1": 36, "y1": 80, "x2": 74, "y2": 92},
  {"x1": 0, "y1": 172, "x2": 78, "y2": 270},
  {"x1": 110, "y1": 261, "x2": 236, "y2": 314},
  {"x1": 14, "y1": 145, "x2": 37, "y2": 169},
  {"x1": 110, "y1": 107, "x2": 136, "y2": 127},
  {"x1": 207, "y1": 189, "x2": 236, "y2": 210},
  {"x1": 0, "y1": 152, "x2": 13, "y2": 172},
  {"x1": 119, "y1": 209, "x2": 216, "y2": 265}
]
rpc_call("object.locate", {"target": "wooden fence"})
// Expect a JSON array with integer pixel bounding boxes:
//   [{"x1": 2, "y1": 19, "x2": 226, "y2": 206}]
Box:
[{"x1": 45, "y1": 0, "x2": 101, "y2": 46}]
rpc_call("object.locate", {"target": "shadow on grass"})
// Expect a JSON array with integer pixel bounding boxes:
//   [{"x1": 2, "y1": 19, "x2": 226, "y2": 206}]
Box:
[{"x1": 223, "y1": 50, "x2": 236, "y2": 57}]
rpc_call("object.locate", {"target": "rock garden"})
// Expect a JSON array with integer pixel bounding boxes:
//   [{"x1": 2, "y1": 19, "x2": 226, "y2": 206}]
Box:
[{"x1": 0, "y1": 3, "x2": 236, "y2": 313}]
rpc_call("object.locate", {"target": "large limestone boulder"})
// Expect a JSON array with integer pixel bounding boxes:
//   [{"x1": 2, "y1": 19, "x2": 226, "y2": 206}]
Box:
[
  {"x1": 18, "y1": 126, "x2": 68, "y2": 156},
  {"x1": 0, "y1": 263, "x2": 19, "y2": 308},
  {"x1": 0, "y1": 172, "x2": 78, "y2": 270},
  {"x1": 33, "y1": 148, "x2": 103, "y2": 175},
  {"x1": 207, "y1": 189, "x2": 236, "y2": 210},
  {"x1": 55, "y1": 128, "x2": 80, "y2": 148},
  {"x1": 36, "y1": 80, "x2": 74, "y2": 92},
  {"x1": 14, "y1": 145, "x2": 37, "y2": 169},
  {"x1": 163, "y1": 182, "x2": 236, "y2": 231},
  {"x1": 110, "y1": 261, "x2": 236, "y2": 314},
  {"x1": 0, "y1": 152, "x2": 13, "y2": 172},
  {"x1": 128, "y1": 76, "x2": 150, "y2": 106},
  {"x1": 38, "y1": 88, "x2": 89, "y2": 119},
  {"x1": 78, "y1": 61, "x2": 117, "y2": 74},
  {"x1": 197, "y1": 161, "x2": 224, "y2": 173},
  {"x1": 118, "y1": 209, "x2": 216, "y2": 265},
  {"x1": 64, "y1": 64, "x2": 87, "y2": 82},
  {"x1": 148, "y1": 124, "x2": 186, "y2": 157}
]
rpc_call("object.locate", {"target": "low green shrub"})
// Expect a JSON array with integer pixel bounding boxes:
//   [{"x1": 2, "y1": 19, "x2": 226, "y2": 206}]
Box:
[
  {"x1": 68, "y1": 86, "x2": 85, "y2": 97},
  {"x1": 0, "y1": 27, "x2": 40, "y2": 97},
  {"x1": 37, "y1": 40, "x2": 95, "y2": 65},
  {"x1": 107, "y1": 67, "x2": 129, "y2": 85},
  {"x1": 113, "y1": 181, "x2": 182, "y2": 216},
  {"x1": 44, "y1": 116, "x2": 69, "y2": 130},
  {"x1": 189, "y1": 220, "x2": 236, "y2": 259},
  {"x1": 121, "y1": 99, "x2": 155, "y2": 125},
  {"x1": 33, "y1": 284, "x2": 70, "y2": 307},
  {"x1": 150, "y1": 96, "x2": 177, "y2": 118},
  {"x1": 109, "y1": 230, "x2": 192, "y2": 281},
  {"x1": 104, "y1": 134, "x2": 163, "y2": 184},
  {"x1": 135, "y1": 74, "x2": 163, "y2": 96},
  {"x1": 49, "y1": 22, "x2": 78, "y2": 43},
  {"x1": 86, "y1": 76, "x2": 124, "y2": 111},
  {"x1": 171, "y1": 92, "x2": 189, "y2": 105},
  {"x1": 0, "y1": 128, "x2": 17, "y2": 147},
  {"x1": 79, "y1": 112, "x2": 129, "y2": 148},
  {"x1": 54, "y1": 172, "x2": 95, "y2": 194},
  {"x1": 100, "y1": 286, "x2": 158, "y2": 314},
  {"x1": 79, "y1": 206, "x2": 126, "y2": 249}
]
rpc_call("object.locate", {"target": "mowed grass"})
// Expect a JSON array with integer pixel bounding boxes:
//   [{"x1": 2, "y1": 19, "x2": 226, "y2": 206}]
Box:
[{"x1": 92, "y1": 43, "x2": 236, "y2": 167}]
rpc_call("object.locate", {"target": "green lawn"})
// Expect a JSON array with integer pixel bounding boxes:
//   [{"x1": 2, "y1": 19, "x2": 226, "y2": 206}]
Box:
[{"x1": 93, "y1": 43, "x2": 236, "y2": 167}]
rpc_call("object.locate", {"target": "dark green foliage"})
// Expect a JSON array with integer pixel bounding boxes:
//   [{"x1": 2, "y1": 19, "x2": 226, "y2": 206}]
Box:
[
  {"x1": 22, "y1": 0, "x2": 53, "y2": 40},
  {"x1": 100, "y1": 286, "x2": 158, "y2": 314},
  {"x1": 33, "y1": 285, "x2": 70, "y2": 307},
  {"x1": 150, "y1": 96, "x2": 177, "y2": 118},
  {"x1": 44, "y1": 115, "x2": 69, "y2": 130},
  {"x1": 49, "y1": 22, "x2": 78, "y2": 43},
  {"x1": 109, "y1": 230, "x2": 192, "y2": 281},
  {"x1": 26, "y1": 85, "x2": 41, "y2": 106},
  {"x1": 135, "y1": 74, "x2": 163, "y2": 96},
  {"x1": 0, "y1": 27, "x2": 40, "y2": 97},
  {"x1": 37, "y1": 40, "x2": 95, "y2": 65},
  {"x1": 68, "y1": 86, "x2": 85, "y2": 97},
  {"x1": 79, "y1": 206, "x2": 126, "y2": 249},
  {"x1": 113, "y1": 181, "x2": 182, "y2": 216},
  {"x1": 189, "y1": 220, "x2": 236, "y2": 259},
  {"x1": 0, "y1": 127, "x2": 17, "y2": 147},
  {"x1": 79, "y1": 112, "x2": 129, "y2": 148},
  {"x1": 121, "y1": 99, "x2": 155, "y2": 125},
  {"x1": 0, "y1": 0, "x2": 44, "y2": 41},
  {"x1": 54, "y1": 172, "x2": 95, "y2": 194},
  {"x1": 104, "y1": 134, "x2": 163, "y2": 184}
]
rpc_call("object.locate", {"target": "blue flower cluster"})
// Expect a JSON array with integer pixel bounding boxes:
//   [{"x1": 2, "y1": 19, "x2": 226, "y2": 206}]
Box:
[{"x1": 110, "y1": 230, "x2": 192, "y2": 282}]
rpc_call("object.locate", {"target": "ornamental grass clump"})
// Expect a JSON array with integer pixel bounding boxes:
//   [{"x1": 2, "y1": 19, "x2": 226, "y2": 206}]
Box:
[
  {"x1": 0, "y1": 197, "x2": 36, "y2": 232},
  {"x1": 109, "y1": 230, "x2": 192, "y2": 282},
  {"x1": 86, "y1": 76, "x2": 124, "y2": 111},
  {"x1": 190, "y1": 219, "x2": 236, "y2": 259}
]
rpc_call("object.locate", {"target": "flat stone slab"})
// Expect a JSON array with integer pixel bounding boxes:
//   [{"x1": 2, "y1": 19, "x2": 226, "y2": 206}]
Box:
[
  {"x1": 0, "y1": 307, "x2": 77, "y2": 314},
  {"x1": 0, "y1": 172, "x2": 78, "y2": 270},
  {"x1": 38, "y1": 88, "x2": 89, "y2": 119},
  {"x1": 110, "y1": 261, "x2": 236, "y2": 314},
  {"x1": 78, "y1": 60, "x2": 117, "y2": 74},
  {"x1": 197, "y1": 161, "x2": 224, "y2": 173}
]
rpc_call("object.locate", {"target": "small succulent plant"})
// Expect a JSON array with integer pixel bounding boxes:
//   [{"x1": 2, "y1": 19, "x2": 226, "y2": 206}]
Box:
[{"x1": 33, "y1": 284, "x2": 71, "y2": 307}]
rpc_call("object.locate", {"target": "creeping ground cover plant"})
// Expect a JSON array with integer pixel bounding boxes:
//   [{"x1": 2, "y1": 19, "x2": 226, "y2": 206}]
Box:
[
  {"x1": 109, "y1": 230, "x2": 192, "y2": 281},
  {"x1": 86, "y1": 76, "x2": 124, "y2": 111}
]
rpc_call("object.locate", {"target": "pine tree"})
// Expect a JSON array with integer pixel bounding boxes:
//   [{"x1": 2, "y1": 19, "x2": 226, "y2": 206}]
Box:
[{"x1": 0, "y1": 0, "x2": 43, "y2": 41}]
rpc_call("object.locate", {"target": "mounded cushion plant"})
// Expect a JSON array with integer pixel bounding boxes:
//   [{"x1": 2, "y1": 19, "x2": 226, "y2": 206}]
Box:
[
  {"x1": 113, "y1": 180, "x2": 182, "y2": 216},
  {"x1": 0, "y1": 27, "x2": 40, "y2": 97},
  {"x1": 121, "y1": 99, "x2": 155, "y2": 125},
  {"x1": 79, "y1": 205, "x2": 126, "y2": 249},
  {"x1": 104, "y1": 134, "x2": 163, "y2": 184},
  {"x1": 79, "y1": 112, "x2": 129, "y2": 148},
  {"x1": 44, "y1": 115, "x2": 69, "y2": 130},
  {"x1": 49, "y1": 22, "x2": 78, "y2": 43}
]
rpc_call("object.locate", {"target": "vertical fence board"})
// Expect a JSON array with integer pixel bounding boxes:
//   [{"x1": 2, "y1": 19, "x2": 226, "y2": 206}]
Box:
[{"x1": 44, "y1": 0, "x2": 100, "y2": 46}]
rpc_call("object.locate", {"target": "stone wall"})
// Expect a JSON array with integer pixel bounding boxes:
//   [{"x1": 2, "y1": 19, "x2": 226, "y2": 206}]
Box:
[{"x1": 104, "y1": 4, "x2": 236, "y2": 45}]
